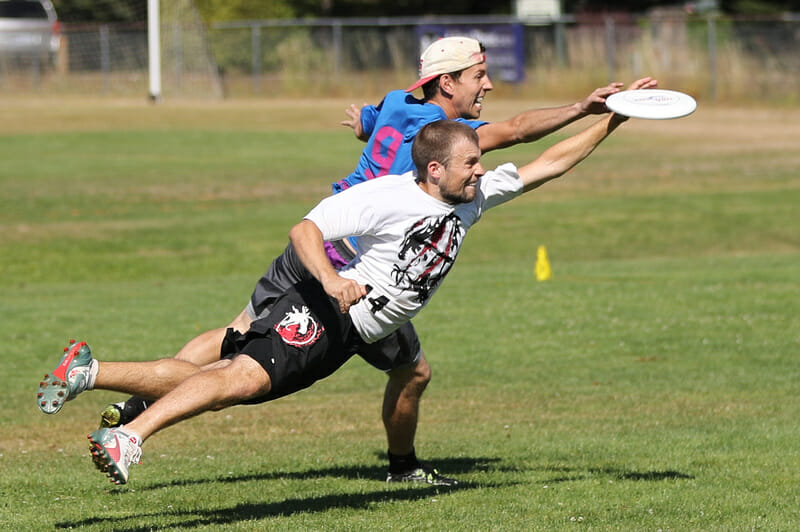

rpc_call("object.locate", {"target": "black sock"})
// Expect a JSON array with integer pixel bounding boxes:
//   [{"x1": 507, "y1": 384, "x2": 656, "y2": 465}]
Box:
[
  {"x1": 388, "y1": 449, "x2": 419, "y2": 473},
  {"x1": 121, "y1": 396, "x2": 152, "y2": 424}
]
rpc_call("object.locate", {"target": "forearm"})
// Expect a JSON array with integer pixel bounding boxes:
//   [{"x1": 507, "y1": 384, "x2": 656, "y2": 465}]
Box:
[
  {"x1": 288, "y1": 220, "x2": 339, "y2": 286},
  {"x1": 288, "y1": 219, "x2": 367, "y2": 313},
  {"x1": 519, "y1": 113, "x2": 627, "y2": 192},
  {"x1": 480, "y1": 103, "x2": 585, "y2": 152},
  {"x1": 514, "y1": 103, "x2": 587, "y2": 141}
]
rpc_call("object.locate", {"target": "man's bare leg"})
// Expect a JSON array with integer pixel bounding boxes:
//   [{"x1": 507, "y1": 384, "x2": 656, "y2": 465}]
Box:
[
  {"x1": 383, "y1": 354, "x2": 431, "y2": 456},
  {"x1": 125, "y1": 355, "x2": 271, "y2": 440},
  {"x1": 99, "y1": 309, "x2": 255, "y2": 426},
  {"x1": 37, "y1": 340, "x2": 205, "y2": 415},
  {"x1": 173, "y1": 309, "x2": 254, "y2": 364},
  {"x1": 89, "y1": 355, "x2": 271, "y2": 484},
  {"x1": 382, "y1": 354, "x2": 457, "y2": 486},
  {"x1": 94, "y1": 358, "x2": 206, "y2": 400}
]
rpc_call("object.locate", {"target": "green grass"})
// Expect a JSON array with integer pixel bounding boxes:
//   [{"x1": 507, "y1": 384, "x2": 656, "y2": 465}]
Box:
[{"x1": 1, "y1": 100, "x2": 799, "y2": 530}]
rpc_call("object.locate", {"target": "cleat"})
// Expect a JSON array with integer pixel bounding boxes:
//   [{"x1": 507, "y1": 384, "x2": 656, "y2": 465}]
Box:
[
  {"x1": 386, "y1": 463, "x2": 458, "y2": 487},
  {"x1": 99, "y1": 402, "x2": 124, "y2": 428},
  {"x1": 98, "y1": 399, "x2": 149, "y2": 429},
  {"x1": 36, "y1": 340, "x2": 94, "y2": 414},
  {"x1": 87, "y1": 427, "x2": 142, "y2": 485}
]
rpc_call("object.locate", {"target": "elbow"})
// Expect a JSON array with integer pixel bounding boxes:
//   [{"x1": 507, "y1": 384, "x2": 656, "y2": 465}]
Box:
[
  {"x1": 288, "y1": 219, "x2": 315, "y2": 246},
  {"x1": 288, "y1": 222, "x2": 301, "y2": 243},
  {"x1": 509, "y1": 117, "x2": 531, "y2": 144}
]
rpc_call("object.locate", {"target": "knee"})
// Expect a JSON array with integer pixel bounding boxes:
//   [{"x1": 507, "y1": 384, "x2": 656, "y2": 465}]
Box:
[
  {"x1": 389, "y1": 353, "x2": 431, "y2": 394},
  {"x1": 413, "y1": 355, "x2": 432, "y2": 387},
  {"x1": 214, "y1": 356, "x2": 271, "y2": 402},
  {"x1": 152, "y1": 357, "x2": 199, "y2": 380}
]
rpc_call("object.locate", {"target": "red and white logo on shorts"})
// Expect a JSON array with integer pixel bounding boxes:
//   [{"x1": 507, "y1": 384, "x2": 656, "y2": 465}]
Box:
[{"x1": 274, "y1": 305, "x2": 324, "y2": 347}]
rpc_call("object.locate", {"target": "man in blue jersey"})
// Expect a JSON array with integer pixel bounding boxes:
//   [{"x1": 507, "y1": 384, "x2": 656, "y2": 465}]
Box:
[
  {"x1": 336, "y1": 36, "x2": 652, "y2": 193},
  {"x1": 95, "y1": 36, "x2": 656, "y2": 485}
]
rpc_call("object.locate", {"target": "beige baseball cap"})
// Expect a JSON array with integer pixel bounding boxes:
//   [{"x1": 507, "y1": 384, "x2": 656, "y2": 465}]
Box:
[{"x1": 405, "y1": 36, "x2": 486, "y2": 92}]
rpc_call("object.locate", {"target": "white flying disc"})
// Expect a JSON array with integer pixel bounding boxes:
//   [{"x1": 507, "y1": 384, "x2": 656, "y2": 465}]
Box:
[{"x1": 606, "y1": 89, "x2": 697, "y2": 120}]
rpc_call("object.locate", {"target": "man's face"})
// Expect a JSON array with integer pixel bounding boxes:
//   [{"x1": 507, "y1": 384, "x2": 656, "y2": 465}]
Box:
[
  {"x1": 450, "y1": 62, "x2": 493, "y2": 119},
  {"x1": 435, "y1": 136, "x2": 485, "y2": 204}
]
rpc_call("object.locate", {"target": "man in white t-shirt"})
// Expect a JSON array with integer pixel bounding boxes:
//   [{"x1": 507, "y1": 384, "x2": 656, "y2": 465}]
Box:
[
  {"x1": 95, "y1": 37, "x2": 657, "y2": 486},
  {"x1": 38, "y1": 113, "x2": 631, "y2": 485}
]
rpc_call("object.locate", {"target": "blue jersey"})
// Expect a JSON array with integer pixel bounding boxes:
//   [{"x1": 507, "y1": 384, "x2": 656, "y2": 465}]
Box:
[{"x1": 332, "y1": 90, "x2": 486, "y2": 194}]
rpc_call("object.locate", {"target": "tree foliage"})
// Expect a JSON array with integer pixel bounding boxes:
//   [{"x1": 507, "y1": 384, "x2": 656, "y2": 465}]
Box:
[
  {"x1": 565, "y1": 0, "x2": 800, "y2": 13},
  {"x1": 191, "y1": 0, "x2": 297, "y2": 21},
  {"x1": 51, "y1": 0, "x2": 146, "y2": 22},
  {"x1": 49, "y1": 0, "x2": 800, "y2": 24},
  {"x1": 720, "y1": 0, "x2": 800, "y2": 13}
]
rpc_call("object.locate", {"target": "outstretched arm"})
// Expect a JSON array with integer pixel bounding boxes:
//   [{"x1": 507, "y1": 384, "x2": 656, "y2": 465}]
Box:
[
  {"x1": 477, "y1": 77, "x2": 657, "y2": 153},
  {"x1": 517, "y1": 112, "x2": 629, "y2": 193},
  {"x1": 288, "y1": 220, "x2": 367, "y2": 313}
]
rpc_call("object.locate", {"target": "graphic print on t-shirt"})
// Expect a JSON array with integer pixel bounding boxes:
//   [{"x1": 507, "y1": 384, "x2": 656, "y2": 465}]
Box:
[{"x1": 392, "y1": 213, "x2": 464, "y2": 303}]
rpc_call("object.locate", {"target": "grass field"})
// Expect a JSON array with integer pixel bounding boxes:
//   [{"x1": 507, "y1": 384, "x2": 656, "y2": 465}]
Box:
[{"x1": 1, "y1": 96, "x2": 799, "y2": 531}]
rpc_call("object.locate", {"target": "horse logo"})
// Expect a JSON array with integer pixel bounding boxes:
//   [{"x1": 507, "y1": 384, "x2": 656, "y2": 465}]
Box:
[{"x1": 274, "y1": 305, "x2": 324, "y2": 347}]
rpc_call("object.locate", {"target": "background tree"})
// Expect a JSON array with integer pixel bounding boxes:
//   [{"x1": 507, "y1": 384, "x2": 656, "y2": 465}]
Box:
[
  {"x1": 50, "y1": 0, "x2": 800, "y2": 23},
  {"x1": 51, "y1": 0, "x2": 146, "y2": 22}
]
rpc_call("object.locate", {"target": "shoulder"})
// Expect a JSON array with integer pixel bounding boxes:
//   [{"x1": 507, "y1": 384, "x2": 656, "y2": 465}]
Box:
[
  {"x1": 382, "y1": 90, "x2": 425, "y2": 107},
  {"x1": 374, "y1": 91, "x2": 436, "y2": 124},
  {"x1": 338, "y1": 171, "x2": 416, "y2": 195},
  {"x1": 481, "y1": 163, "x2": 522, "y2": 190},
  {"x1": 454, "y1": 117, "x2": 489, "y2": 130},
  {"x1": 366, "y1": 171, "x2": 417, "y2": 189}
]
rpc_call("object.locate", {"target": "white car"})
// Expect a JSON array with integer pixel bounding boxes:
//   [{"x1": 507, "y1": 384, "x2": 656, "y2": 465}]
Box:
[{"x1": 0, "y1": 0, "x2": 60, "y2": 63}]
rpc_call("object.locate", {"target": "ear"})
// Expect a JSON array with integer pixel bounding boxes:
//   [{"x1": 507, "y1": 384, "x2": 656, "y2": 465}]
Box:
[
  {"x1": 427, "y1": 161, "x2": 443, "y2": 183},
  {"x1": 438, "y1": 74, "x2": 456, "y2": 97}
]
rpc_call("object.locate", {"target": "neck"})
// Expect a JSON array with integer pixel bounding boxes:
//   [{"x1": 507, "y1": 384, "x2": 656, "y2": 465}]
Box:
[
  {"x1": 427, "y1": 96, "x2": 458, "y2": 119},
  {"x1": 417, "y1": 179, "x2": 448, "y2": 204}
]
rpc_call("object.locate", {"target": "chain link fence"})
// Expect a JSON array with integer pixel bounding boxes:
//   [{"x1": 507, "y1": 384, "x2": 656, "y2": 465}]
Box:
[{"x1": 1, "y1": 13, "x2": 797, "y2": 102}]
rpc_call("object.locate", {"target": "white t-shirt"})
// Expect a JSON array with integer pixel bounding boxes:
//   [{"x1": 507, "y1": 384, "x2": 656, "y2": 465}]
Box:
[{"x1": 304, "y1": 163, "x2": 523, "y2": 343}]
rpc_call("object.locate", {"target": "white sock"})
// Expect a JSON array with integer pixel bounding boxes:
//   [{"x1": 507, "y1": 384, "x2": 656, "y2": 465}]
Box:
[
  {"x1": 87, "y1": 359, "x2": 99, "y2": 390},
  {"x1": 120, "y1": 426, "x2": 144, "y2": 447}
]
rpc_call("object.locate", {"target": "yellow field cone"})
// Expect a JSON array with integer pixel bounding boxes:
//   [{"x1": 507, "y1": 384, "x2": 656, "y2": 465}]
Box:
[{"x1": 535, "y1": 245, "x2": 552, "y2": 281}]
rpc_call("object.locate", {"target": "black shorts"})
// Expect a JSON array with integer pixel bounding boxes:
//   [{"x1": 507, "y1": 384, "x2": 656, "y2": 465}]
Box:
[
  {"x1": 222, "y1": 280, "x2": 365, "y2": 404},
  {"x1": 248, "y1": 240, "x2": 422, "y2": 373}
]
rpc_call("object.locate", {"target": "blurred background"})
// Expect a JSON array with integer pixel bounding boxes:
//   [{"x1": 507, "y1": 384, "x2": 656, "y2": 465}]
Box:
[{"x1": 1, "y1": 0, "x2": 798, "y2": 103}]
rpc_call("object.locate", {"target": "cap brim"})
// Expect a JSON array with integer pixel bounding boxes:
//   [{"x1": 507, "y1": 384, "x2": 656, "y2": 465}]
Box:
[{"x1": 405, "y1": 74, "x2": 438, "y2": 93}]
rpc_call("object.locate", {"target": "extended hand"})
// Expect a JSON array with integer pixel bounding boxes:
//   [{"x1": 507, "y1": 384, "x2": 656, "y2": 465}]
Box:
[
  {"x1": 580, "y1": 82, "x2": 624, "y2": 115},
  {"x1": 626, "y1": 76, "x2": 658, "y2": 91},
  {"x1": 340, "y1": 103, "x2": 368, "y2": 140},
  {"x1": 580, "y1": 77, "x2": 659, "y2": 115}
]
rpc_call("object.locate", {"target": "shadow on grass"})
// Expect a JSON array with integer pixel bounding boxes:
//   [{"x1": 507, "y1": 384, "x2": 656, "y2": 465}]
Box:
[
  {"x1": 138, "y1": 454, "x2": 507, "y2": 491},
  {"x1": 60, "y1": 485, "x2": 500, "y2": 530},
  {"x1": 56, "y1": 457, "x2": 512, "y2": 530},
  {"x1": 56, "y1": 458, "x2": 693, "y2": 529},
  {"x1": 540, "y1": 465, "x2": 694, "y2": 484}
]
